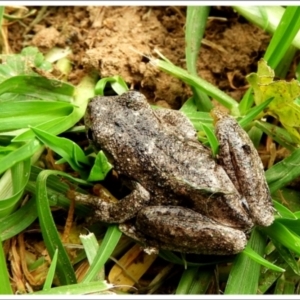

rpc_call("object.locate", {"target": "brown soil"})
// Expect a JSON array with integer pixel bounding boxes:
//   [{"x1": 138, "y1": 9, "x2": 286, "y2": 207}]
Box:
[{"x1": 7, "y1": 6, "x2": 270, "y2": 109}]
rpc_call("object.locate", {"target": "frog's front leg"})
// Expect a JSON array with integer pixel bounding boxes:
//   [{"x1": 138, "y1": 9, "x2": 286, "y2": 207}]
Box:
[
  {"x1": 75, "y1": 181, "x2": 150, "y2": 223},
  {"x1": 120, "y1": 206, "x2": 247, "y2": 255},
  {"x1": 215, "y1": 114, "x2": 274, "y2": 227}
]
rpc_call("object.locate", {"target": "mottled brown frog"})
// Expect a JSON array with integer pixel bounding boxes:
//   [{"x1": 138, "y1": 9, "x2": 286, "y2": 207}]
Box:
[{"x1": 77, "y1": 91, "x2": 274, "y2": 255}]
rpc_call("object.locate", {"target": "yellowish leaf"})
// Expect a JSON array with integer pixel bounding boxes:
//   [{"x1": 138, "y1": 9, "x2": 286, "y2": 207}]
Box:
[
  {"x1": 247, "y1": 59, "x2": 300, "y2": 143},
  {"x1": 108, "y1": 244, "x2": 157, "y2": 292}
]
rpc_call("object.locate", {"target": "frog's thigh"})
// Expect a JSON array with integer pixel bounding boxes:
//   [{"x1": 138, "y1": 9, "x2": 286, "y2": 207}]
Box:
[
  {"x1": 136, "y1": 206, "x2": 247, "y2": 255},
  {"x1": 154, "y1": 109, "x2": 197, "y2": 139},
  {"x1": 75, "y1": 181, "x2": 150, "y2": 223},
  {"x1": 215, "y1": 116, "x2": 274, "y2": 227}
]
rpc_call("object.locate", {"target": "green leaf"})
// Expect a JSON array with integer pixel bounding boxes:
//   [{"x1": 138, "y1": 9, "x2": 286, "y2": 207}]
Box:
[
  {"x1": 0, "y1": 240, "x2": 13, "y2": 294},
  {"x1": 185, "y1": 6, "x2": 212, "y2": 112},
  {"x1": 273, "y1": 200, "x2": 297, "y2": 220},
  {"x1": 243, "y1": 245, "x2": 285, "y2": 273},
  {"x1": 238, "y1": 96, "x2": 274, "y2": 128},
  {"x1": 0, "y1": 100, "x2": 73, "y2": 132},
  {"x1": 95, "y1": 75, "x2": 129, "y2": 96},
  {"x1": 0, "y1": 158, "x2": 31, "y2": 217},
  {"x1": 151, "y1": 52, "x2": 240, "y2": 115},
  {"x1": 80, "y1": 232, "x2": 105, "y2": 281},
  {"x1": 87, "y1": 150, "x2": 112, "y2": 181},
  {"x1": 263, "y1": 6, "x2": 300, "y2": 70},
  {"x1": 234, "y1": 6, "x2": 300, "y2": 51},
  {"x1": 257, "y1": 249, "x2": 288, "y2": 294},
  {"x1": 176, "y1": 266, "x2": 214, "y2": 294},
  {"x1": 158, "y1": 250, "x2": 232, "y2": 267},
  {"x1": 0, "y1": 196, "x2": 37, "y2": 241},
  {"x1": 0, "y1": 46, "x2": 52, "y2": 82},
  {"x1": 0, "y1": 76, "x2": 74, "y2": 102},
  {"x1": 262, "y1": 221, "x2": 300, "y2": 257},
  {"x1": 238, "y1": 88, "x2": 255, "y2": 115},
  {"x1": 201, "y1": 123, "x2": 219, "y2": 157},
  {"x1": 0, "y1": 139, "x2": 40, "y2": 175},
  {"x1": 43, "y1": 248, "x2": 58, "y2": 290},
  {"x1": 254, "y1": 120, "x2": 297, "y2": 152},
  {"x1": 266, "y1": 148, "x2": 300, "y2": 193},
  {"x1": 180, "y1": 97, "x2": 212, "y2": 131},
  {"x1": 36, "y1": 170, "x2": 86, "y2": 285},
  {"x1": 31, "y1": 126, "x2": 90, "y2": 174},
  {"x1": 224, "y1": 229, "x2": 267, "y2": 294},
  {"x1": 33, "y1": 281, "x2": 113, "y2": 295},
  {"x1": 272, "y1": 239, "x2": 300, "y2": 276},
  {"x1": 82, "y1": 225, "x2": 122, "y2": 283}
]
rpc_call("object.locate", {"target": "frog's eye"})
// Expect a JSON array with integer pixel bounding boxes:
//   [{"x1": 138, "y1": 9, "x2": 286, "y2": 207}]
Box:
[{"x1": 87, "y1": 128, "x2": 95, "y2": 141}]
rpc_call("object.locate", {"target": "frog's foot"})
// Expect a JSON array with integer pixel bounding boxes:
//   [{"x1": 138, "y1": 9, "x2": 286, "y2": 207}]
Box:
[
  {"x1": 75, "y1": 181, "x2": 150, "y2": 223},
  {"x1": 135, "y1": 206, "x2": 247, "y2": 255}
]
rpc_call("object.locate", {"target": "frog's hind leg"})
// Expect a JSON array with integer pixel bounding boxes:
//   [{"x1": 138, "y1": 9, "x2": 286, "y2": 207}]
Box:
[
  {"x1": 215, "y1": 113, "x2": 274, "y2": 227},
  {"x1": 75, "y1": 181, "x2": 150, "y2": 223},
  {"x1": 123, "y1": 206, "x2": 247, "y2": 255}
]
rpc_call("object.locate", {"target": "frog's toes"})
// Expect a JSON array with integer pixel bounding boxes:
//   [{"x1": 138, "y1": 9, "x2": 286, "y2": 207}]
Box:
[{"x1": 143, "y1": 246, "x2": 159, "y2": 255}]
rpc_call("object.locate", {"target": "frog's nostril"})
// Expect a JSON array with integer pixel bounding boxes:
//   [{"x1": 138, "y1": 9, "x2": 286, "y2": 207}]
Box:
[
  {"x1": 242, "y1": 144, "x2": 251, "y2": 154},
  {"x1": 241, "y1": 196, "x2": 249, "y2": 212}
]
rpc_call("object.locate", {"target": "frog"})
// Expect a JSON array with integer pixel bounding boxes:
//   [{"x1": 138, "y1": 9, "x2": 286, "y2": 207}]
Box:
[{"x1": 77, "y1": 90, "x2": 274, "y2": 255}]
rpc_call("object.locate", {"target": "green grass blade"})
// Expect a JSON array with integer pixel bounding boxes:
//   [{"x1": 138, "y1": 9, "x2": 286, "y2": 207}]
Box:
[
  {"x1": 254, "y1": 121, "x2": 297, "y2": 152},
  {"x1": 0, "y1": 101, "x2": 73, "y2": 132},
  {"x1": 95, "y1": 75, "x2": 129, "y2": 96},
  {"x1": 179, "y1": 98, "x2": 212, "y2": 131},
  {"x1": 151, "y1": 53, "x2": 239, "y2": 114},
  {"x1": 224, "y1": 228, "x2": 266, "y2": 294},
  {"x1": 273, "y1": 200, "x2": 297, "y2": 220},
  {"x1": 257, "y1": 250, "x2": 287, "y2": 294},
  {"x1": 0, "y1": 75, "x2": 74, "y2": 102},
  {"x1": 31, "y1": 126, "x2": 90, "y2": 172},
  {"x1": 36, "y1": 170, "x2": 78, "y2": 285},
  {"x1": 201, "y1": 123, "x2": 219, "y2": 157},
  {"x1": 80, "y1": 232, "x2": 105, "y2": 281},
  {"x1": 82, "y1": 225, "x2": 122, "y2": 283},
  {"x1": 0, "y1": 241, "x2": 13, "y2": 294},
  {"x1": 274, "y1": 273, "x2": 295, "y2": 294},
  {"x1": 176, "y1": 266, "x2": 213, "y2": 294},
  {"x1": 262, "y1": 221, "x2": 300, "y2": 256},
  {"x1": 33, "y1": 281, "x2": 113, "y2": 295},
  {"x1": 0, "y1": 139, "x2": 41, "y2": 175},
  {"x1": 238, "y1": 88, "x2": 254, "y2": 115},
  {"x1": 234, "y1": 6, "x2": 300, "y2": 50},
  {"x1": 158, "y1": 250, "x2": 232, "y2": 267},
  {"x1": 272, "y1": 239, "x2": 300, "y2": 276},
  {"x1": 87, "y1": 150, "x2": 112, "y2": 182},
  {"x1": 0, "y1": 158, "x2": 31, "y2": 217},
  {"x1": 0, "y1": 196, "x2": 37, "y2": 241},
  {"x1": 43, "y1": 248, "x2": 58, "y2": 290},
  {"x1": 185, "y1": 6, "x2": 209, "y2": 72},
  {"x1": 0, "y1": 74, "x2": 96, "y2": 175},
  {"x1": 238, "y1": 97, "x2": 274, "y2": 128},
  {"x1": 185, "y1": 6, "x2": 212, "y2": 112},
  {"x1": 265, "y1": 148, "x2": 300, "y2": 193},
  {"x1": 243, "y1": 245, "x2": 285, "y2": 273},
  {"x1": 264, "y1": 6, "x2": 300, "y2": 70},
  {"x1": 0, "y1": 7, "x2": 4, "y2": 27}
]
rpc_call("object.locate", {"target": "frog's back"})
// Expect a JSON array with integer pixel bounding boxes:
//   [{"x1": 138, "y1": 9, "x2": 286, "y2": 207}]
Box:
[{"x1": 85, "y1": 91, "x2": 237, "y2": 198}]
